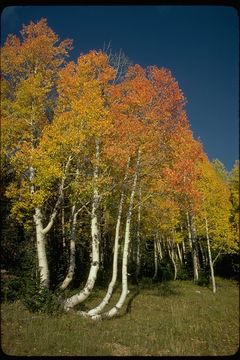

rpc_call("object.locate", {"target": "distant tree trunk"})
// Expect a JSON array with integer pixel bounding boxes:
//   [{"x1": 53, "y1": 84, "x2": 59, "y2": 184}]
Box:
[
  {"x1": 199, "y1": 241, "x2": 207, "y2": 267},
  {"x1": 167, "y1": 239, "x2": 177, "y2": 280},
  {"x1": 176, "y1": 243, "x2": 183, "y2": 265},
  {"x1": 89, "y1": 149, "x2": 140, "y2": 320},
  {"x1": 182, "y1": 239, "x2": 187, "y2": 265},
  {"x1": 186, "y1": 212, "x2": 199, "y2": 283},
  {"x1": 156, "y1": 233, "x2": 163, "y2": 261},
  {"x1": 153, "y1": 235, "x2": 158, "y2": 280},
  {"x1": 62, "y1": 195, "x2": 66, "y2": 249},
  {"x1": 64, "y1": 140, "x2": 100, "y2": 310},
  {"x1": 205, "y1": 218, "x2": 216, "y2": 293}
]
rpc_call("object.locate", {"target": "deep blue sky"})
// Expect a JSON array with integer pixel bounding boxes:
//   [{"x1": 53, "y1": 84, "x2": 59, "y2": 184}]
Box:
[{"x1": 1, "y1": 5, "x2": 239, "y2": 170}]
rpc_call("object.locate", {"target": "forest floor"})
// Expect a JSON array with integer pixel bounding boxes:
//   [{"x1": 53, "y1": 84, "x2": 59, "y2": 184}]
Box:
[{"x1": 1, "y1": 277, "x2": 239, "y2": 356}]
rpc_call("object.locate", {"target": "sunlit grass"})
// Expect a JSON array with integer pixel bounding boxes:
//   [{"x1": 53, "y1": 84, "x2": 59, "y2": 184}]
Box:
[{"x1": 1, "y1": 277, "x2": 239, "y2": 356}]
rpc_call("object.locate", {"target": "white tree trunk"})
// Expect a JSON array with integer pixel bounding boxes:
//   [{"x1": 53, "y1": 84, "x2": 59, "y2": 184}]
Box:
[
  {"x1": 34, "y1": 156, "x2": 72, "y2": 289},
  {"x1": 156, "y1": 234, "x2": 163, "y2": 260},
  {"x1": 186, "y1": 212, "x2": 199, "y2": 282},
  {"x1": 153, "y1": 236, "x2": 158, "y2": 280},
  {"x1": 60, "y1": 205, "x2": 77, "y2": 290},
  {"x1": 182, "y1": 239, "x2": 187, "y2": 265},
  {"x1": 34, "y1": 207, "x2": 49, "y2": 288},
  {"x1": 85, "y1": 161, "x2": 130, "y2": 316},
  {"x1": 205, "y1": 218, "x2": 216, "y2": 293},
  {"x1": 64, "y1": 141, "x2": 100, "y2": 310},
  {"x1": 135, "y1": 188, "x2": 141, "y2": 281},
  {"x1": 167, "y1": 240, "x2": 177, "y2": 281},
  {"x1": 89, "y1": 150, "x2": 140, "y2": 320},
  {"x1": 177, "y1": 243, "x2": 183, "y2": 265}
]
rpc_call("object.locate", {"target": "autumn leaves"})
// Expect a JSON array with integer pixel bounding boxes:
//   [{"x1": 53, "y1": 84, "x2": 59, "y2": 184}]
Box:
[{"x1": 1, "y1": 19, "x2": 238, "y2": 317}]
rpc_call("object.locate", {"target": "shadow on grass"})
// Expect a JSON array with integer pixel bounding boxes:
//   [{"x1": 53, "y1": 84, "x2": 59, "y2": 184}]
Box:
[{"x1": 140, "y1": 280, "x2": 182, "y2": 297}]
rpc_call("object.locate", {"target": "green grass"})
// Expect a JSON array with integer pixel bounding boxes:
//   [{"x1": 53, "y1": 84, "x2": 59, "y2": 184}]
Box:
[{"x1": 1, "y1": 277, "x2": 239, "y2": 356}]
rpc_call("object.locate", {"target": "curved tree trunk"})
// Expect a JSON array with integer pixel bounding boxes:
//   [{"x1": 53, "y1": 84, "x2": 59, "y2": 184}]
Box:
[
  {"x1": 60, "y1": 205, "x2": 77, "y2": 290},
  {"x1": 33, "y1": 156, "x2": 72, "y2": 289},
  {"x1": 64, "y1": 140, "x2": 100, "y2": 310},
  {"x1": 85, "y1": 159, "x2": 130, "y2": 317},
  {"x1": 88, "y1": 150, "x2": 140, "y2": 320}
]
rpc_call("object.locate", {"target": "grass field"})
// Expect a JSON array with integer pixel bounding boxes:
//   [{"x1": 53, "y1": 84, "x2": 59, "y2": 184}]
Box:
[{"x1": 1, "y1": 277, "x2": 239, "y2": 356}]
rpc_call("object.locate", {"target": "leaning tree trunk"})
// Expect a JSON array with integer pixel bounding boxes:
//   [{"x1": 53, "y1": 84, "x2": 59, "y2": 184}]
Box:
[
  {"x1": 60, "y1": 204, "x2": 78, "y2": 290},
  {"x1": 176, "y1": 243, "x2": 183, "y2": 265},
  {"x1": 88, "y1": 150, "x2": 140, "y2": 320},
  {"x1": 64, "y1": 140, "x2": 100, "y2": 310},
  {"x1": 205, "y1": 218, "x2": 216, "y2": 293},
  {"x1": 84, "y1": 159, "x2": 130, "y2": 317},
  {"x1": 33, "y1": 156, "x2": 72, "y2": 289}
]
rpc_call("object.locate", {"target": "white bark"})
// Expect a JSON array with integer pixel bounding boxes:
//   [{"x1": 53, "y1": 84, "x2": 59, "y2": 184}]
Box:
[
  {"x1": 85, "y1": 159, "x2": 130, "y2": 317},
  {"x1": 205, "y1": 218, "x2": 216, "y2": 293},
  {"x1": 135, "y1": 188, "x2": 141, "y2": 281},
  {"x1": 182, "y1": 239, "x2": 187, "y2": 264},
  {"x1": 176, "y1": 243, "x2": 183, "y2": 265},
  {"x1": 156, "y1": 234, "x2": 163, "y2": 260},
  {"x1": 153, "y1": 236, "x2": 158, "y2": 280},
  {"x1": 62, "y1": 196, "x2": 66, "y2": 249},
  {"x1": 186, "y1": 212, "x2": 199, "y2": 282},
  {"x1": 33, "y1": 156, "x2": 72, "y2": 289},
  {"x1": 89, "y1": 150, "x2": 140, "y2": 320},
  {"x1": 60, "y1": 205, "x2": 77, "y2": 290},
  {"x1": 34, "y1": 207, "x2": 49, "y2": 288},
  {"x1": 64, "y1": 140, "x2": 100, "y2": 310},
  {"x1": 167, "y1": 240, "x2": 177, "y2": 281}
]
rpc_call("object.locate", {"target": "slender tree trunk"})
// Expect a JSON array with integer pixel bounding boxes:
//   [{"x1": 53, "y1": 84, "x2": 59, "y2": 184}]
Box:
[
  {"x1": 60, "y1": 205, "x2": 77, "y2": 290},
  {"x1": 167, "y1": 240, "x2": 177, "y2": 280},
  {"x1": 199, "y1": 242, "x2": 207, "y2": 267},
  {"x1": 177, "y1": 243, "x2": 183, "y2": 265},
  {"x1": 64, "y1": 140, "x2": 100, "y2": 310},
  {"x1": 205, "y1": 218, "x2": 216, "y2": 293},
  {"x1": 62, "y1": 196, "x2": 66, "y2": 249},
  {"x1": 153, "y1": 235, "x2": 158, "y2": 280},
  {"x1": 186, "y1": 212, "x2": 199, "y2": 282},
  {"x1": 84, "y1": 159, "x2": 130, "y2": 317},
  {"x1": 156, "y1": 234, "x2": 163, "y2": 261},
  {"x1": 135, "y1": 188, "x2": 141, "y2": 282},
  {"x1": 182, "y1": 239, "x2": 187, "y2": 265},
  {"x1": 89, "y1": 150, "x2": 140, "y2": 320}
]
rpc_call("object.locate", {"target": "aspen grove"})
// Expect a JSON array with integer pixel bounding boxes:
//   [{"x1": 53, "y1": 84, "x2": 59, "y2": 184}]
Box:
[{"x1": 1, "y1": 19, "x2": 239, "y2": 318}]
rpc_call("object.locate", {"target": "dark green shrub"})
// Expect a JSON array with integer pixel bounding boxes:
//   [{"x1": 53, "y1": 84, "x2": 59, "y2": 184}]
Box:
[
  {"x1": 197, "y1": 268, "x2": 210, "y2": 286},
  {"x1": 177, "y1": 265, "x2": 191, "y2": 280},
  {"x1": 1, "y1": 276, "x2": 23, "y2": 302},
  {"x1": 21, "y1": 273, "x2": 63, "y2": 315}
]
